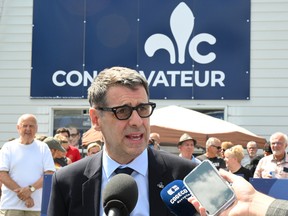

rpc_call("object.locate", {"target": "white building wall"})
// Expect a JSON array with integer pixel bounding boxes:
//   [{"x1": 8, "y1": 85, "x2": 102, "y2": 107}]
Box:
[{"x1": 0, "y1": 0, "x2": 288, "y2": 146}]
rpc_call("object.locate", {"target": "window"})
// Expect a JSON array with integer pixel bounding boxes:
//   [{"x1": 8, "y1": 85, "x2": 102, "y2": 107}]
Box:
[{"x1": 53, "y1": 109, "x2": 91, "y2": 136}]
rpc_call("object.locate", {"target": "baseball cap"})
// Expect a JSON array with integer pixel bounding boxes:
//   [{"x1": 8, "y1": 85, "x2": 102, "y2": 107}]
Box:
[{"x1": 43, "y1": 137, "x2": 66, "y2": 152}]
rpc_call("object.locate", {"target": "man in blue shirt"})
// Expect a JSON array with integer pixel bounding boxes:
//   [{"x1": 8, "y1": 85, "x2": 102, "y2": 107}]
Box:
[{"x1": 178, "y1": 133, "x2": 201, "y2": 165}]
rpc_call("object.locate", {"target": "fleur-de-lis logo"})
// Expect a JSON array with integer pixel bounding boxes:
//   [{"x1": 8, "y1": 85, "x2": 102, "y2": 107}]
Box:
[{"x1": 144, "y1": 2, "x2": 216, "y2": 65}]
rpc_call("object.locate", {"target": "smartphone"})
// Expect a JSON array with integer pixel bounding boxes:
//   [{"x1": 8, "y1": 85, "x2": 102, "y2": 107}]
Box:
[{"x1": 183, "y1": 160, "x2": 235, "y2": 216}]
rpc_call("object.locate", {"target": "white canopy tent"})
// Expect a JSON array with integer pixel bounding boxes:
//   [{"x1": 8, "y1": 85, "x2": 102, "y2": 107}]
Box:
[{"x1": 150, "y1": 105, "x2": 266, "y2": 148}]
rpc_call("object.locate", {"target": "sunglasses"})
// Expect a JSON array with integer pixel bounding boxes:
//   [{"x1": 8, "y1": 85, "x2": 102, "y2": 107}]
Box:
[{"x1": 211, "y1": 145, "x2": 221, "y2": 150}]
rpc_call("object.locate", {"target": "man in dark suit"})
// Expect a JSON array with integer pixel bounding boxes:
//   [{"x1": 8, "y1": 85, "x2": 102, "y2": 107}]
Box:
[{"x1": 48, "y1": 67, "x2": 196, "y2": 216}]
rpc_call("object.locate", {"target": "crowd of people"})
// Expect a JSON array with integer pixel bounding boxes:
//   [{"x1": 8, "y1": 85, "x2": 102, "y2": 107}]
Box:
[{"x1": 0, "y1": 66, "x2": 288, "y2": 216}]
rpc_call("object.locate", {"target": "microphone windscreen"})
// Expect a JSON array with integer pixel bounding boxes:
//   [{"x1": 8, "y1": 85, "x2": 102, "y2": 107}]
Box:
[
  {"x1": 102, "y1": 173, "x2": 138, "y2": 215},
  {"x1": 160, "y1": 180, "x2": 197, "y2": 216}
]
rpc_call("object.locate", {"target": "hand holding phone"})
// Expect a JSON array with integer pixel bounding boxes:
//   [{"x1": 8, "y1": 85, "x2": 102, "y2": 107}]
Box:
[{"x1": 183, "y1": 160, "x2": 235, "y2": 216}]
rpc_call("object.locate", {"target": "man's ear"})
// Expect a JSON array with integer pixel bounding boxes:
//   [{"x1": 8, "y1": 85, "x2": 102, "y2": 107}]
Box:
[{"x1": 89, "y1": 108, "x2": 101, "y2": 131}]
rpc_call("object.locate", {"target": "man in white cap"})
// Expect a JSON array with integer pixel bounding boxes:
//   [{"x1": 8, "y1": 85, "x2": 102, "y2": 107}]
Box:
[
  {"x1": 86, "y1": 142, "x2": 102, "y2": 156},
  {"x1": 178, "y1": 133, "x2": 201, "y2": 165}
]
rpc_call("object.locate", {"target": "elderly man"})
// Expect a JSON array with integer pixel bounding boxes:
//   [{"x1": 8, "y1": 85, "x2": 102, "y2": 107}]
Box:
[
  {"x1": 241, "y1": 141, "x2": 259, "y2": 167},
  {"x1": 196, "y1": 137, "x2": 225, "y2": 169},
  {"x1": 48, "y1": 66, "x2": 196, "y2": 216},
  {"x1": 178, "y1": 133, "x2": 201, "y2": 164},
  {"x1": 254, "y1": 132, "x2": 288, "y2": 178},
  {"x1": 0, "y1": 114, "x2": 55, "y2": 216}
]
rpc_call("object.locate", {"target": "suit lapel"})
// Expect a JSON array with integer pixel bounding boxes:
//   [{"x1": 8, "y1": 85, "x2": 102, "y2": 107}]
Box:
[
  {"x1": 82, "y1": 152, "x2": 103, "y2": 216},
  {"x1": 148, "y1": 148, "x2": 174, "y2": 216},
  {"x1": 80, "y1": 149, "x2": 176, "y2": 216}
]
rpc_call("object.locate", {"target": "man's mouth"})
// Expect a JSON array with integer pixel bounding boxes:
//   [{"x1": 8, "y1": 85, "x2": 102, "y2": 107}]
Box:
[{"x1": 126, "y1": 134, "x2": 143, "y2": 140}]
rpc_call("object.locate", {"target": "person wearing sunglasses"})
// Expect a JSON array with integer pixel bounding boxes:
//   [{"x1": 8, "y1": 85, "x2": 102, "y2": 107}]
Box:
[
  {"x1": 196, "y1": 137, "x2": 226, "y2": 170},
  {"x1": 220, "y1": 141, "x2": 234, "y2": 159},
  {"x1": 48, "y1": 66, "x2": 197, "y2": 216}
]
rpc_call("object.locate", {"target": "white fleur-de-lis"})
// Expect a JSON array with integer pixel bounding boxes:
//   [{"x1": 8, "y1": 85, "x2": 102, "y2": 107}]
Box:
[{"x1": 144, "y1": 2, "x2": 194, "y2": 64}]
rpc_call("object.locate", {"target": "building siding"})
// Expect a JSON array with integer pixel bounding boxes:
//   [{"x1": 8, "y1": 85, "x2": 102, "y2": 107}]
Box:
[{"x1": 0, "y1": 0, "x2": 288, "y2": 146}]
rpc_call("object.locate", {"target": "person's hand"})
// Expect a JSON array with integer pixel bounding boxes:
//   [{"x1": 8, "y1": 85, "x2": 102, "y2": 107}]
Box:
[
  {"x1": 15, "y1": 186, "x2": 32, "y2": 201},
  {"x1": 25, "y1": 197, "x2": 34, "y2": 208},
  {"x1": 261, "y1": 170, "x2": 274, "y2": 178},
  {"x1": 187, "y1": 169, "x2": 275, "y2": 216},
  {"x1": 188, "y1": 196, "x2": 206, "y2": 216}
]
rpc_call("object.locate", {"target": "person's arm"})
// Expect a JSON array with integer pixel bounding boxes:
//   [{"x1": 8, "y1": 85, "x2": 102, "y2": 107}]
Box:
[
  {"x1": 249, "y1": 190, "x2": 275, "y2": 216},
  {"x1": 188, "y1": 169, "x2": 277, "y2": 216},
  {"x1": 0, "y1": 171, "x2": 21, "y2": 191},
  {"x1": 14, "y1": 170, "x2": 54, "y2": 201},
  {"x1": 27, "y1": 170, "x2": 54, "y2": 190},
  {"x1": 266, "y1": 199, "x2": 288, "y2": 216},
  {"x1": 0, "y1": 171, "x2": 35, "y2": 206}
]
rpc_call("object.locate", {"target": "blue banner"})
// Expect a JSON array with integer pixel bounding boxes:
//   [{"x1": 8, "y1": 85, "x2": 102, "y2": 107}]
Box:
[
  {"x1": 31, "y1": 0, "x2": 250, "y2": 99},
  {"x1": 250, "y1": 178, "x2": 288, "y2": 200}
]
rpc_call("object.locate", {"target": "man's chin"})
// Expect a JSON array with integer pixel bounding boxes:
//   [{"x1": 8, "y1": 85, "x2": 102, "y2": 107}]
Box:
[{"x1": 129, "y1": 146, "x2": 146, "y2": 155}]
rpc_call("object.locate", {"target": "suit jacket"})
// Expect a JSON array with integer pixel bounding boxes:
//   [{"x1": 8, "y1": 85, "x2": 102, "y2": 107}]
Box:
[{"x1": 48, "y1": 148, "x2": 196, "y2": 216}]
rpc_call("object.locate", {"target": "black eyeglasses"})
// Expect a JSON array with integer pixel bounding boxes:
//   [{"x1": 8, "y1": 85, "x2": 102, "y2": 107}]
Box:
[
  {"x1": 96, "y1": 102, "x2": 156, "y2": 120},
  {"x1": 211, "y1": 145, "x2": 221, "y2": 150}
]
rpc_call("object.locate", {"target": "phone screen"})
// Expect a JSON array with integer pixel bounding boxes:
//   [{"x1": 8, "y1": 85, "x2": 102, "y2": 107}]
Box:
[{"x1": 184, "y1": 160, "x2": 235, "y2": 216}]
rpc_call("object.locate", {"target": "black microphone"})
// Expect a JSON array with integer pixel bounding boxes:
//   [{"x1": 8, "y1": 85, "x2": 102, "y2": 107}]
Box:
[
  {"x1": 102, "y1": 173, "x2": 138, "y2": 216},
  {"x1": 160, "y1": 180, "x2": 197, "y2": 216}
]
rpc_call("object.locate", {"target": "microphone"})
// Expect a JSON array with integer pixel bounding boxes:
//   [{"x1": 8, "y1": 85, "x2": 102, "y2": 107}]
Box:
[
  {"x1": 102, "y1": 173, "x2": 138, "y2": 216},
  {"x1": 160, "y1": 180, "x2": 197, "y2": 216}
]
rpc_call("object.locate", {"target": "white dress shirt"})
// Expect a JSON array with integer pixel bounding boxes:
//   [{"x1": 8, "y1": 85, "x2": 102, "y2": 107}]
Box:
[{"x1": 100, "y1": 147, "x2": 149, "y2": 216}]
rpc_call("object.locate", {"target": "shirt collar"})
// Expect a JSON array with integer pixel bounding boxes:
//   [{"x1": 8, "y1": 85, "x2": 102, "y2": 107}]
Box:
[
  {"x1": 103, "y1": 148, "x2": 148, "y2": 179},
  {"x1": 271, "y1": 153, "x2": 288, "y2": 163}
]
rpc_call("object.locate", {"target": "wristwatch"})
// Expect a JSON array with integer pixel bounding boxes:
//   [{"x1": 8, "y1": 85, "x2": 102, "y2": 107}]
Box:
[{"x1": 29, "y1": 185, "x2": 36, "y2": 192}]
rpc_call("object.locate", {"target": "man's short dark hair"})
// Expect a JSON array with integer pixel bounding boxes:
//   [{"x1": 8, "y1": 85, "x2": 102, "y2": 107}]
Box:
[{"x1": 55, "y1": 127, "x2": 70, "y2": 137}]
